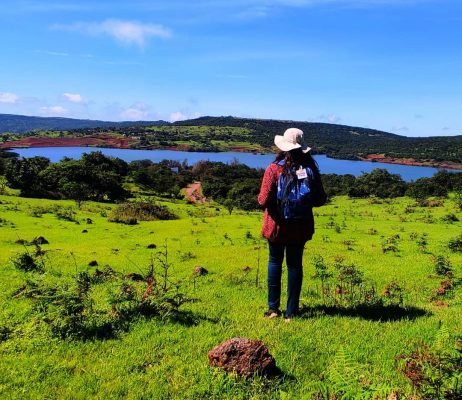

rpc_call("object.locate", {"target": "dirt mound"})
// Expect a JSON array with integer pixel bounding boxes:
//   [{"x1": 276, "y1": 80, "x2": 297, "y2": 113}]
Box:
[{"x1": 208, "y1": 337, "x2": 277, "y2": 377}]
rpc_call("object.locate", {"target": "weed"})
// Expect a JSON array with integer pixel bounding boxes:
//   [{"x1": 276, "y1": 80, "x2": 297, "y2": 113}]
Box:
[
  {"x1": 441, "y1": 213, "x2": 459, "y2": 223},
  {"x1": 11, "y1": 252, "x2": 44, "y2": 273},
  {"x1": 448, "y1": 235, "x2": 462, "y2": 252},
  {"x1": 432, "y1": 255, "x2": 453, "y2": 277},
  {"x1": 397, "y1": 326, "x2": 462, "y2": 399}
]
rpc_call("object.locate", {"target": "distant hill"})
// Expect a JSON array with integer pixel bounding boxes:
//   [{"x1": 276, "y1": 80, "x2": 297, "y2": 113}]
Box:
[
  {"x1": 1, "y1": 113, "x2": 461, "y2": 165},
  {"x1": 174, "y1": 116, "x2": 462, "y2": 163},
  {"x1": 0, "y1": 113, "x2": 168, "y2": 133}
]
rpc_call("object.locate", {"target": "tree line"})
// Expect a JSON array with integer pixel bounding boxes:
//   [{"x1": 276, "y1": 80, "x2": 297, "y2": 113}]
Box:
[{"x1": 1, "y1": 151, "x2": 461, "y2": 209}]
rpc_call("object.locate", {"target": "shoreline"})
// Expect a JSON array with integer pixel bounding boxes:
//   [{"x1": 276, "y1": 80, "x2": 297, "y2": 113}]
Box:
[{"x1": 1, "y1": 137, "x2": 461, "y2": 170}]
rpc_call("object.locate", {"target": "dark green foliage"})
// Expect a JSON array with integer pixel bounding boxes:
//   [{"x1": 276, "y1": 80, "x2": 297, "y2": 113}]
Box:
[
  {"x1": 433, "y1": 256, "x2": 453, "y2": 277},
  {"x1": 108, "y1": 201, "x2": 177, "y2": 224},
  {"x1": 348, "y1": 169, "x2": 406, "y2": 198},
  {"x1": 11, "y1": 252, "x2": 44, "y2": 273},
  {"x1": 441, "y1": 213, "x2": 459, "y2": 223},
  {"x1": 4, "y1": 151, "x2": 129, "y2": 202},
  {"x1": 448, "y1": 235, "x2": 462, "y2": 252},
  {"x1": 5, "y1": 156, "x2": 51, "y2": 197},
  {"x1": 0, "y1": 325, "x2": 12, "y2": 342},
  {"x1": 129, "y1": 159, "x2": 184, "y2": 197}
]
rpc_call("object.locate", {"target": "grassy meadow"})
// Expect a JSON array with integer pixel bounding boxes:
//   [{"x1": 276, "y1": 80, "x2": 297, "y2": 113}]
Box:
[{"x1": 0, "y1": 193, "x2": 461, "y2": 399}]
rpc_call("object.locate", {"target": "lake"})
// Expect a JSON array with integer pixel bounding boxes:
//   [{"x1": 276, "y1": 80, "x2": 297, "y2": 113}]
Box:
[{"x1": 9, "y1": 146, "x2": 461, "y2": 182}]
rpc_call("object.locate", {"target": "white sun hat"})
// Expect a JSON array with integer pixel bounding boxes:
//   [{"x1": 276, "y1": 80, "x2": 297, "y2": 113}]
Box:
[{"x1": 274, "y1": 128, "x2": 311, "y2": 153}]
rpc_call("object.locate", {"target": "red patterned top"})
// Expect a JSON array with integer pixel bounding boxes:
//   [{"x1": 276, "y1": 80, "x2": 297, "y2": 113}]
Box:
[{"x1": 257, "y1": 162, "x2": 314, "y2": 244}]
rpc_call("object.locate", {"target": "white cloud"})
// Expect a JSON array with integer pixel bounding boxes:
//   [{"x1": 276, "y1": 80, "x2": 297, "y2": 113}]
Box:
[
  {"x1": 63, "y1": 92, "x2": 85, "y2": 103},
  {"x1": 120, "y1": 103, "x2": 150, "y2": 120},
  {"x1": 169, "y1": 111, "x2": 188, "y2": 122},
  {"x1": 40, "y1": 106, "x2": 69, "y2": 116},
  {"x1": 53, "y1": 19, "x2": 171, "y2": 48},
  {"x1": 168, "y1": 111, "x2": 201, "y2": 122},
  {"x1": 0, "y1": 92, "x2": 19, "y2": 103}
]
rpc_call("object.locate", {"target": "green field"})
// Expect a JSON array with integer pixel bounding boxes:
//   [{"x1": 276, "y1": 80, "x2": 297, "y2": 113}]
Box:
[{"x1": 0, "y1": 194, "x2": 461, "y2": 399}]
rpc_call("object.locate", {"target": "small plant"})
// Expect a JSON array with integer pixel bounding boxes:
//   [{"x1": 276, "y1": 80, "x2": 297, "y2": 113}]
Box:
[
  {"x1": 416, "y1": 233, "x2": 428, "y2": 253},
  {"x1": 312, "y1": 255, "x2": 332, "y2": 301},
  {"x1": 382, "y1": 281, "x2": 404, "y2": 305},
  {"x1": 448, "y1": 235, "x2": 462, "y2": 252},
  {"x1": 397, "y1": 326, "x2": 462, "y2": 399},
  {"x1": 441, "y1": 213, "x2": 459, "y2": 223},
  {"x1": 54, "y1": 207, "x2": 76, "y2": 222},
  {"x1": 432, "y1": 255, "x2": 453, "y2": 277},
  {"x1": 11, "y1": 252, "x2": 44, "y2": 273}
]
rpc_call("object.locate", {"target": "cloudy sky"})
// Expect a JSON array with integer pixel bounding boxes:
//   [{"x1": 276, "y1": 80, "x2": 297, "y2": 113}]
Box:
[{"x1": 0, "y1": 0, "x2": 461, "y2": 136}]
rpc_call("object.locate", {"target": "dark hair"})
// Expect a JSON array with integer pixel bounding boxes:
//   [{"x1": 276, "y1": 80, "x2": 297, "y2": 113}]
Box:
[{"x1": 274, "y1": 149, "x2": 320, "y2": 175}]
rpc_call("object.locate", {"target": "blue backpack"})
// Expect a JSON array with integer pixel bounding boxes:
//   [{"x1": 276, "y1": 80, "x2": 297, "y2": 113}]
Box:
[{"x1": 276, "y1": 164, "x2": 324, "y2": 221}]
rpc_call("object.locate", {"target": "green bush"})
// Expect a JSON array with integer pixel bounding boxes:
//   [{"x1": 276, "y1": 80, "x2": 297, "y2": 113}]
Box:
[
  {"x1": 11, "y1": 252, "x2": 44, "y2": 273},
  {"x1": 108, "y1": 201, "x2": 177, "y2": 224}
]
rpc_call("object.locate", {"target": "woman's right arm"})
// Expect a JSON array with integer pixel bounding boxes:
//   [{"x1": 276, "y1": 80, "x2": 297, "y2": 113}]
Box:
[{"x1": 258, "y1": 165, "x2": 276, "y2": 208}]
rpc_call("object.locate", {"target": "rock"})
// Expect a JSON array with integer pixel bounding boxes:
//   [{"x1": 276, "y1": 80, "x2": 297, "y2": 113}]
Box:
[
  {"x1": 32, "y1": 236, "x2": 49, "y2": 245},
  {"x1": 88, "y1": 260, "x2": 98, "y2": 267},
  {"x1": 86, "y1": 218, "x2": 93, "y2": 224},
  {"x1": 15, "y1": 239, "x2": 28, "y2": 245},
  {"x1": 147, "y1": 243, "x2": 157, "y2": 249},
  {"x1": 208, "y1": 337, "x2": 277, "y2": 378},
  {"x1": 82, "y1": 229, "x2": 88, "y2": 233},
  {"x1": 193, "y1": 266, "x2": 208, "y2": 276},
  {"x1": 242, "y1": 266, "x2": 251, "y2": 272}
]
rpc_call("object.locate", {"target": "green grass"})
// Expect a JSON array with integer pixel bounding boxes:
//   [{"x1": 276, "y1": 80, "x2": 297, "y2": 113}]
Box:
[{"x1": 0, "y1": 194, "x2": 461, "y2": 399}]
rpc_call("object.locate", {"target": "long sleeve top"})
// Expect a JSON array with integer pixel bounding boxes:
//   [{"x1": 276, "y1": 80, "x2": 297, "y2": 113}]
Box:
[{"x1": 257, "y1": 162, "x2": 315, "y2": 244}]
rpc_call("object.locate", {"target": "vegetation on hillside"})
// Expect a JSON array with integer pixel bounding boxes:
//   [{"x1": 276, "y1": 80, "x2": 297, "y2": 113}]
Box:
[{"x1": 1, "y1": 115, "x2": 461, "y2": 165}]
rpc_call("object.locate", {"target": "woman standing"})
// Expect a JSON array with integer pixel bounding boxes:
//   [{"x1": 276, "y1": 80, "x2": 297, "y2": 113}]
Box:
[{"x1": 258, "y1": 128, "x2": 326, "y2": 320}]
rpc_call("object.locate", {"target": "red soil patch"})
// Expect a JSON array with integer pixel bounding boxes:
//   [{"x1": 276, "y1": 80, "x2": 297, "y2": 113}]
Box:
[
  {"x1": 363, "y1": 153, "x2": 462, "y2": 170},
  {"x1": 184, "y1": 181, "x2": 206, "y2": 203}
]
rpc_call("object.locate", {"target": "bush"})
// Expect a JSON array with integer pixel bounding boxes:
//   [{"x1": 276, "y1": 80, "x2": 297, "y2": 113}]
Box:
[
  {"x1": 448, "y1": 235, "x2": 462, "y2": 252},
  {"x1": 11, "y1": 252, "x2": 44, "y2": 273},
  {"x1": 108, "y1": 201, "x2": 177, "y2": 224}
]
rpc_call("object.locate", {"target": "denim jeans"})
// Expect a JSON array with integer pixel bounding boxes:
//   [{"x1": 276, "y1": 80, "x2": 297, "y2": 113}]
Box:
[{"x1": 267, "y1": 241, "x2": 305, "y2": 317}]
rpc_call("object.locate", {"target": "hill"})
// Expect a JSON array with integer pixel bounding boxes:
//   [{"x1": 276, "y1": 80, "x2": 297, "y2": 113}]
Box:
[
  {"x1": 0, "y1": 113, "x2": 168, "y2": 133},
  {"x1": 1, "y1": 114, "x2": 461, "y2": 166},
  {"x1": 174, "y1": 116, "x2": 462, "y2": 163}
]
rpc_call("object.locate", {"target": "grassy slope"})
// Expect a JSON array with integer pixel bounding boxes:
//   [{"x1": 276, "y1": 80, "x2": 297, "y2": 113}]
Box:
[{"x1": 0, "y1": 194, "x2": 461, "y2": 399}]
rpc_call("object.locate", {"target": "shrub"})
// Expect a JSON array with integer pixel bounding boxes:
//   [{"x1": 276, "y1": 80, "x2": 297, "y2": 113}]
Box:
[
  {"x1": 432, "y1": 255, "x2": 453, "y2": 276},
  {"x1": 448, "y1": 235, "x2": 462, "y2": 252},
  {"x1": 108, "y1": 201, "x2": 177, "y2": 224},
  {"x1": 11, "y1": 252, "x2": 44, "y2": 273}
]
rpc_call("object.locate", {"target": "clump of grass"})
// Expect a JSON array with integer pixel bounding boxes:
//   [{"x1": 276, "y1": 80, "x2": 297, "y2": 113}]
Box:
[
  {"x1": 11, "y1": 252, "x2": 44, "y2": 273},
  {"x1": 441, "y1": 213, "x2": 459, "y2": 223},
  {"x1": 108, "y1": 201, "x2": 177, "y2": 225},
  {"x1": 448, "y1": 235, "x2": 462, "y2": 252},
  {"x1": 432, "y1": 255, "x2": 453, "y2": 277},
  {"x1": 54, "y1": 207, "x2": 76, "y2": 222}
]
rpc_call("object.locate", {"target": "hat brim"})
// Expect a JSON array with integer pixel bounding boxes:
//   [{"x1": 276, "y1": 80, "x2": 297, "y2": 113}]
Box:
[{"x1": 274, "y1": 135, "x2": 311, "y2": 153}]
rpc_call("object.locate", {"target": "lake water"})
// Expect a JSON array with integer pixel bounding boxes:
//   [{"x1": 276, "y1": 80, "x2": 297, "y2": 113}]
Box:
[{"x1": 9, "y1": 146, "x2": 461, "y2": 182}]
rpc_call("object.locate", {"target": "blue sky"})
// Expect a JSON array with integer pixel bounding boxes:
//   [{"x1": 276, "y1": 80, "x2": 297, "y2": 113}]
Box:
[{"x1": 0, "y1": 0, "x2": 461, "y2": 137}]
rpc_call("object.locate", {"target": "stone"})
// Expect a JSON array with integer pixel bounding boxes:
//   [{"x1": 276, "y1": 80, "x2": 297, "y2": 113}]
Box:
[
  {"x1": 208, "y1": 337, "x2": 277, "y2": 378},
  {"x1": 193, "y1": 266, "x2": 208, "y2": 276}
]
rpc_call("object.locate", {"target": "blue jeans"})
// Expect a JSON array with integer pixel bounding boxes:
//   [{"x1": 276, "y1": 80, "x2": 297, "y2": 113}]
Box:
[{"x1": 267, "y1": 241, "x2": 305, "y2": 317}]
